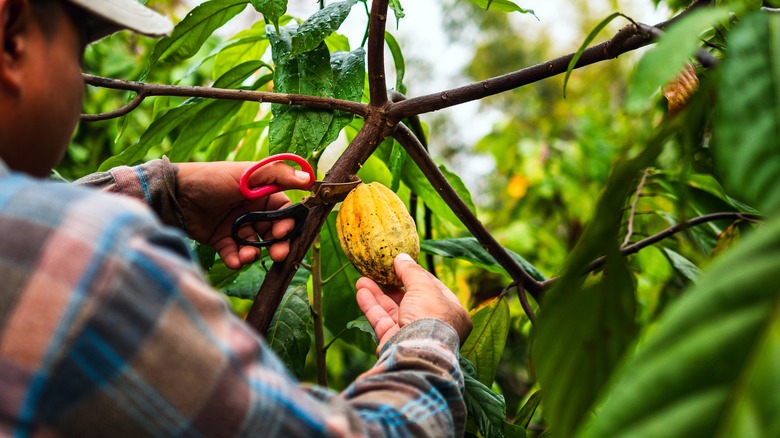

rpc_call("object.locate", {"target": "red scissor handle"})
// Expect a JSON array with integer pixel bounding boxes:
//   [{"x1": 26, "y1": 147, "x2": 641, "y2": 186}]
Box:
[{"x1": 239, "y1": 153, "x2": 316, "y2": 200}]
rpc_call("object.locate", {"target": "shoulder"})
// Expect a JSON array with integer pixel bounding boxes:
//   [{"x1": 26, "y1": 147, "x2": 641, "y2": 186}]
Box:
[{"x1": 0, "y1": 172, "x2": 194, "y2": 276}]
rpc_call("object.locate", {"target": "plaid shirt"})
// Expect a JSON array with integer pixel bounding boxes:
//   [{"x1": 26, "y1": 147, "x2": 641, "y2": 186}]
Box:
[{"x1": 0, "y1": 159, "x2": 465, "y2": 437}]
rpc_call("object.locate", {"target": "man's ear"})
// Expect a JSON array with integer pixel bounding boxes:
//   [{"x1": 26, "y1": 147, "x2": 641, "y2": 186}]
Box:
[{"x1": 0, "y1": 0, "x2": 29, "y2": 91}]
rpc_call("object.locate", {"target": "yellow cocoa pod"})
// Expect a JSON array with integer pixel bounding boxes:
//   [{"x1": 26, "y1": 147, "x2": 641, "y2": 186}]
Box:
[{"x1": 336, "y1": 182, "x2": 420, "y2": 287}]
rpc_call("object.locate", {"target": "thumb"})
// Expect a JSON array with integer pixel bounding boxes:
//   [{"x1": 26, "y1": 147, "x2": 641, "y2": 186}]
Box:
[{"x1": 394, "y1": 253, "x2": 429, "y2": 291}]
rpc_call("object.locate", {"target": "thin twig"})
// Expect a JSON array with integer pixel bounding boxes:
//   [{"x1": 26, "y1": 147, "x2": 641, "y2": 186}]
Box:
[
  {"x1": 80, "y1": 73, "x2": 369, "y2": 120},
  {"x1": 622, "y1": 168, "x2": 651, "y2": 248},
  {"x1": 311, "y1": 235, "x2": 328, "y2": 387},
  {"x1": 80, "y1": 91, "x2": 147, "y2": 121},
  {"x1": 540, "y1": 211, "x2": 763, "y2": 288},
  {"x1": 516, "y1": 284, "x2": 537, "y2": 325}
]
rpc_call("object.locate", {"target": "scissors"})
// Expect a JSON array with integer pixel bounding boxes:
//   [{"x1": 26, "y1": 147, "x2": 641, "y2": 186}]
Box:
[{"x1": 231, "y1": 153, "x2": 362, "y2": 248}]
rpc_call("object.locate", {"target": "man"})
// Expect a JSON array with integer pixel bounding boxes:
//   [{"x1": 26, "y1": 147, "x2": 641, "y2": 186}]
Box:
[{"x1": 0, "y1": 0, "x2": 472, "y2": 436}]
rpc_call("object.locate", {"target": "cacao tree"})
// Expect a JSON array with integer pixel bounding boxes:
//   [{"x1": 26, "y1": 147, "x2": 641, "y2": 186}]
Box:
[{"x1": 66, "y1": 0, "x2": 780, "y2": 436}]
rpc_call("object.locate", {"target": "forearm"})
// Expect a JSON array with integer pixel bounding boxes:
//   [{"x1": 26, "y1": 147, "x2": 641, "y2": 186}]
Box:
[
  {"x1": 330, "y1": 319, "x2": 467, "y2": 436},
  {"x1": 74, "y1": 157, "x2": 186, "y2": 229}
]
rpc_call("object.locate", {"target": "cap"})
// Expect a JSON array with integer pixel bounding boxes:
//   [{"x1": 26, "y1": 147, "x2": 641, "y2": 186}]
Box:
[{"x1": 66, "y1": 0, "x2": 174, "y2": 42}]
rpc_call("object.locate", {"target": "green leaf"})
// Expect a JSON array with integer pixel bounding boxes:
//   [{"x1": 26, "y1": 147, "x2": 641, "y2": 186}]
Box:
[
  {"x1": 420, "y1": 237, "x2": 547, "y2": 281},
  {"x1": 169, "y1": 99, "x2": 244, "y2": 162},
  {"x1": 100, "y1": 61, "x2": 263, "y2": 169},
  {"x1": 146, "y1": 0, "x2": 248, "y2": 72},
  {"x1": 317, "y1": 48, "x2": 366, "y2": 151},
  {"x1": 514, "y1": 390, "x2": 541, "y2": 428},
  {"x1": 320, "y1": 213, "x2": 376, "y2": 355},
  {"x1": 461, "y1": 355, "x2": 508, "y2": 438},
  {"x1": 267, "y1": 275, "x2": 312, "y2": 378},
  {"x1": 385, "y1": 32, "x2": 407, "y2": 94},
  {"x1": 290, "y1": 0, "x2": 358, "y2": 58},
  {"x1": 213, "y1": 22, "x2": 271, "y2": 79},
  {"x1": 250, "y1": 0, "x2": 287, "y2": 32},
  {"x1": 582, "y1": 215, "x2": 780, "y2": 437},
  {"x1": 564, "y1": 12, "x2": 624, "y2": 98},
  {"x1": 388, "y1": 0, "x2": 405, "y2": 27},
  {"x1": 461, "y1": 296, "x2": 510, "y2": 386},
  {"x1": 268, "y1": 25, "x2": 335, "y2": 157},
  {"x1": 465, "y1": 0, "x2": 536, "y2": 16},
  {"x1": 207, "y1": 102, "x2": 261, "y2": 161},
  {"x1": 534, "y1": 250, "x2": 637, "y2": 436},
  {"x1": 401, "y1": 159, "x2": 476, "y2": 227},
  {"x1": 346, "y1": 315, "x2": 378, "y2": 345},
  {"x1": 714, "y1": 11, "x2": 780, "y2": 213},
  {"x1": 206, "y1": 260, "x2": 267, "y2": 299},
  {"x1": 99, "y1": 100, "x2": 203, "y2": 170},
  {"x1": 626, "y1": 7, "x2": 731, "y2": 112},
  {"x1": 662, "y1": 247, "x2": 701, "y2": 282},
  {"x1": 388, "y1": 141, "x2": 406, "y2": 192},
  {"x1": 531, "y1": 128, "x2": 668, "y2": 437}
]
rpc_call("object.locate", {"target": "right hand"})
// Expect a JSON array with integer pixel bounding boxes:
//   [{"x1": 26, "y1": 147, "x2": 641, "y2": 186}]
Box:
[{"x1": 356, "y1": 253, "x2": 472, "y2": 356}]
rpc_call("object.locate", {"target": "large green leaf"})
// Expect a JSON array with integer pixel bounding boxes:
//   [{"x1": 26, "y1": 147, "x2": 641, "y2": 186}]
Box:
[
  {"x1": 290, "y1": 0, "x2": 358, "y2": 58},
  {"x1": 626, "y1": 7, "x2": 731, "y2": 112},
  {"x1": 268, "y1": 25, "x2": 335, "y2": 157},
  {"x1": 461, "y1": 355, "x2": 508, "y2": 438},
  {"x1": 146, "y1": 0, "x2": 248, "y2": 73},
  {"x1": 318, "y1": 48, "x2": 366, "y2": 151},
  {"x1": 267, "y1": 276, "x2": 312, "y2": 379},
  {"x1": 714, "y1": 11, "x2": 780, "y2": 213},
  {"x1": 461, "y1": 296, "x2": 510, "y2": 386},
  {"x1": 421, "y1": 237, "x2": 547, "y2": 281},
  {"x1": 582, "y1": 215, "x2": 780, "y2": 437}
]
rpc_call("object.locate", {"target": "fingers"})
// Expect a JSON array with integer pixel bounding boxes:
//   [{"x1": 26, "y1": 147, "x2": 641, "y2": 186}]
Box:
[
  {"x1": 356, "y1": 285, "x2": 401, "y2": 356},
  {"x1": 244, "y1": 161, "x2": 312, "y2": 192}
]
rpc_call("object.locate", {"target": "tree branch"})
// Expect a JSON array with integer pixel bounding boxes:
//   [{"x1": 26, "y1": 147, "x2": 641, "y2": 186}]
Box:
[
  {"x1": 81, "y1": 90, "x2": 147, "y2": 122},
  {"x1": 80, "y1": 73, "x2": 369, "y2": 120},
  {"x1": 387, "y1": 0, "x2": 714, "y2": 121},
  {"x1": 367, "y1": 0, "x2": 390, "y2": 107},
  {"x1": 393, "y1": 123, "x2": 545, "y2": 299}
]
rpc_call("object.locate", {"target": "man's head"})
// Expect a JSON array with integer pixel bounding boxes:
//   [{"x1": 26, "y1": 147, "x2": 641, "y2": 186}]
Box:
[{"x1": 0, "y1": 0, "x2": 171, "y2": 177}]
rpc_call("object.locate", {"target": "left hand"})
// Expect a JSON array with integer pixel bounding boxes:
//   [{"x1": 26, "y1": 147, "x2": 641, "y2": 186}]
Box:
[{"x1": 174, "y1": 161, "x2": 312, "y2": 269}]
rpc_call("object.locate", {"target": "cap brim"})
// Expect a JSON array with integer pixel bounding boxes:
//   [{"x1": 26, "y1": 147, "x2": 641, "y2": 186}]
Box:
[{"x1": 68, "y1": 0, "x2": 173, "y2": 42}]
